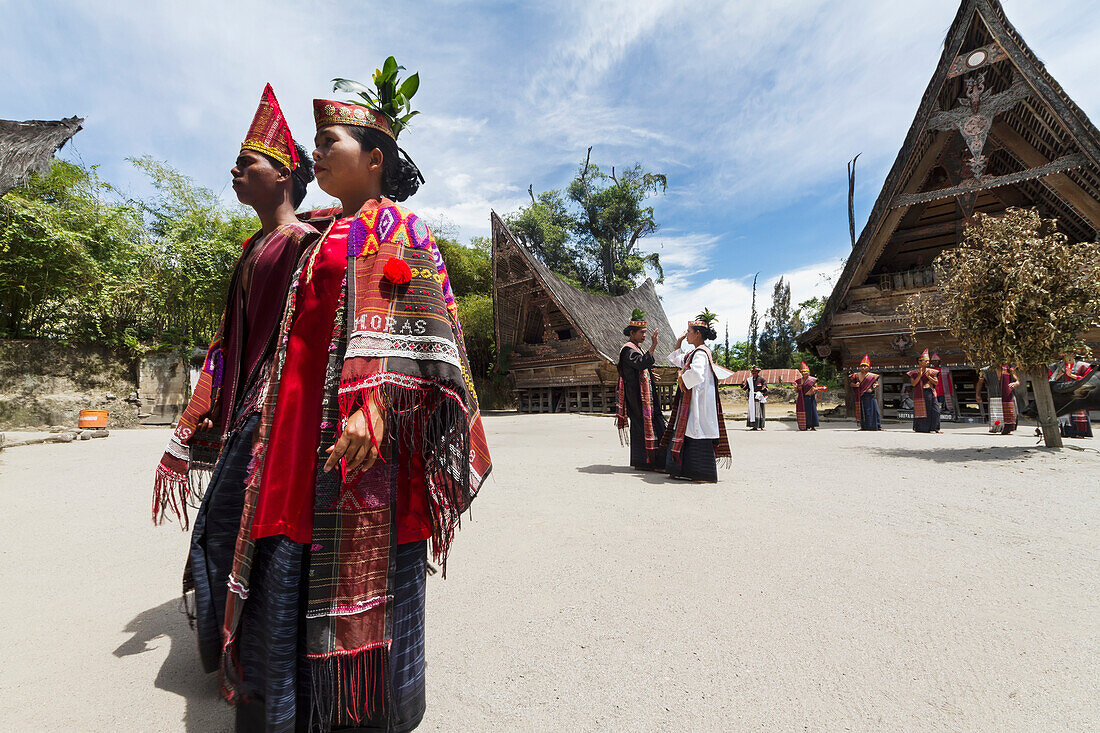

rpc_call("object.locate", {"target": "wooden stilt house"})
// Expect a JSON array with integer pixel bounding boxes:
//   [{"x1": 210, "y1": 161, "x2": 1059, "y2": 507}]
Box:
[
  {"x1": 491, "y1": 211, "x2": 679, "y2": 413},
  {"x1": 799, "y1": 0, "x2": 1100, "y2": 422}
]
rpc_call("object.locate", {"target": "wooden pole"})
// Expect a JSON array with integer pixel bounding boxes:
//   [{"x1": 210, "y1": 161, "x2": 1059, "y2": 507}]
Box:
[{"x1": 1028, "y1": 366, "x2": 1063, "y2": 448}]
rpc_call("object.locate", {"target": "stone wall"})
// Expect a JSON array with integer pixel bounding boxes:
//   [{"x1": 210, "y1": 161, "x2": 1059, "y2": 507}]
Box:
[{"x1": 0, "y1": 340, "x2": 193, "y2": 429}]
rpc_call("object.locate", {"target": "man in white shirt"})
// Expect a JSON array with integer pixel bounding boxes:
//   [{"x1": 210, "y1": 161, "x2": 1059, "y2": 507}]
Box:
[{"x1": 661, "y1": 312, "x2": 732, "y2": 482}]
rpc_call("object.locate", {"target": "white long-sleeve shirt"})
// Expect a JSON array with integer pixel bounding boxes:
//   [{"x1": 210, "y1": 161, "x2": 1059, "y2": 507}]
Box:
[{"x1": 667, "y1": 345, "x2": 723, "y2": 439}]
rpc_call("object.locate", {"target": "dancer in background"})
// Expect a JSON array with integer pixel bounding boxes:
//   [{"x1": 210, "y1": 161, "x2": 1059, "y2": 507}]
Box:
[
  {"x1": 617, "y1": 308, "x2": 666, "y2": 470},
  {"x1": 794, "y1": 361, "x2": 825, "y2": 431},
  {"x1": 848, "y1": 355, "x2": 881, "y2": 431},
  {"x1": 1052, "y1": 354, "x2": 1093, "y2": 438},
  {"x1": 976, "y1": 364, "x2": 1004, "y2": 433},
  {"x1": 931, "y1": 352, "x2": 956, "y2": 419},
  {"x1": 908, "y1": 349, "x2": 940, "y2": 433},
  {"x1": 742, "y1": 365, "x2": 768, "y2": 430}
]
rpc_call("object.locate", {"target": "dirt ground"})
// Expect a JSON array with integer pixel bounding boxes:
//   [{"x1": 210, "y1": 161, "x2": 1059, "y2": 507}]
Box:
[{"x1": 0, "y1": 415, "x2": 1097, "y2": 732}]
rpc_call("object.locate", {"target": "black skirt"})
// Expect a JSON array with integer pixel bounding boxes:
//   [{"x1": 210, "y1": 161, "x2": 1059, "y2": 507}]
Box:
[{"x1": 665, "y1": 436, "x2": 718, "y2": 483}]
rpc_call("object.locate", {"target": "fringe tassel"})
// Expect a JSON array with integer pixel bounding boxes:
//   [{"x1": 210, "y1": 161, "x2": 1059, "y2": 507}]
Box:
[
  {"x1": 339, "y1": 378, "x2": 475, "y2": 576},
  {"x1": 309, "y1": 646, "x2": 388, "y2": 732},
  {"x1": 153, "y1": 462, "x2": 191, "y2": 530},
  {"x1": 180, "y1": 559, "x2": 197, "y2": 629},
  {"x1": 618, "y1": 425, "x2": 629, "y2": 447},
  {"x1": 187, "y1": 468, "x2": 212, "y2": 509}
]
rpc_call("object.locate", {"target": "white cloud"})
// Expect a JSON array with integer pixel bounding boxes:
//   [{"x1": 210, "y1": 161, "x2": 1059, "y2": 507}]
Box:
[{"x1": 657, "y1": 257, "x2": 845, "y2": 345}]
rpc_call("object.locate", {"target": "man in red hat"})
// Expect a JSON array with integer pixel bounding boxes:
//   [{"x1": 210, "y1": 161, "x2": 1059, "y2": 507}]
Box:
[
  {"x1": 151, "y1": 84, "x2": 321, "y2": 680},
  {"x1": 908, "y1": 349, "x2": 941, "y2": 433},
  {"x1": 848, "y1": 355, "x2": 881, "y2": 430},
  {"x1": 930, "y1": 352, "x2": 956, "y2": 419},
  {"x1": 794, "y1": 361, "x2": 826, "y2": 431}
]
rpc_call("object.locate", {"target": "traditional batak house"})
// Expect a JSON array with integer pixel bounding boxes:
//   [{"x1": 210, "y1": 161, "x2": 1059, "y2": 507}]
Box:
[
  {"x1": 0, "y1": 117, "x2": 83, "y2": 197},
  {"x1": 491, "y1": 211, "x2": 679, "y2": 413},
  {"x1": 799, "y1": 0, "x2": 1100, "y2": 422}
]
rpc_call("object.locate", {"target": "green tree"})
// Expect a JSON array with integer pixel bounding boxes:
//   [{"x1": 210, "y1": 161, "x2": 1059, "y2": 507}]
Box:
[
  {"x1": 504, "y1": 189, "x2": 580, "y2": 284},
  {"x1": 508, "y1": 148, "x2": 667, "y2": 295},
  {"x1": 905, "y1": 207, "x2": 1100, "y2": 447},
  {"x1": 747, "y1": 273, "x2": 760, "y2": 365},
  {"x1": 0, "y1": 156, "x2": 259, "y2": 349},
  {"x1": 0, "y1": 159, "x2": 146, "y2": 340},
  {"x1": 436, "y1": 235, "x2": 491, "y2": 297},
  {"x1": 758, "y1": 277, "x2": 795, "y2": 369},
  {"x1": 792, "y1": 296, "x2": 826, "y2": 334},
  {"x1": 713, "y1": 340, "x2": 751, "y2": 372}
]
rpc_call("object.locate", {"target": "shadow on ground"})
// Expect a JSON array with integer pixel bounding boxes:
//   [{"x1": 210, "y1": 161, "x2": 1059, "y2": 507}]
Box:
[
  {"x1": 863, "y1": 445, "x2": 1049, "y2": 463},
  {"x1": 576, "y1": 464, "x2": 670, "y2": 484},
  {"x1": 115, "y1": 598, "x2": 230, "y2": 733}
]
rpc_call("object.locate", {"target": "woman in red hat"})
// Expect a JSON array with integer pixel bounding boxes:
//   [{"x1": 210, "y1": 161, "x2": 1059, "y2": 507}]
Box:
[{"x1": 217, "y1": 62, "x2": 491, "y2": 733}]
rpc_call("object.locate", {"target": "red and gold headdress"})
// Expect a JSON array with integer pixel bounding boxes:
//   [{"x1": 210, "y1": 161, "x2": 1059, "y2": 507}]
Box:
[
  {"x1": 931, "y1": 351, "x2": 941, "y2": 361},
  {"x1": 241, "y1": 84, "x2": 299, "y2": 170},
  {"x1": 860, "y1": 354, "x2": 871, "y2": 367},
  {"x1": 313, "y1": 98, "x2": 395, "y2": 139},
  {"x1": 799, "y1": 361, "x2": 810, "y2": 372},
  {"x1": 689, "y1": 308, "x2": 718, "y2": 329},
  {"x1": 628, "y1": 307, "x2": 647, "y2": 329},
  {"x1": 920, "y1": 348, "x2": 930, "y2": 360}
]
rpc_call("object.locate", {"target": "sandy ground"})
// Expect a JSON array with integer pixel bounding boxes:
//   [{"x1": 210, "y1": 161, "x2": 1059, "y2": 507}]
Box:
[{"x1": 1, "y1": 415, "x2": 1098, "y2": 732}]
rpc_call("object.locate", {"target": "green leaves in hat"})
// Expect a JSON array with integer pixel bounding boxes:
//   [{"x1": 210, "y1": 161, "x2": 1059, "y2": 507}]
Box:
[
  {"x1": 630, "y1": 308, "x2": 646, "y2": 321},
  {"x1": 332, "y1": 56, "x2": 420, "y2": 138},
  {"x1": 695, "y1": 308, "x2": 718, "y2": 326}
]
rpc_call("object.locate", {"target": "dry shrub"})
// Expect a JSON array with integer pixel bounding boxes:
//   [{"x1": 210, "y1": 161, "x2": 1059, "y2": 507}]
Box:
[{"x1": 904, "y1": 207, "x2": 1100, "y2": 369}]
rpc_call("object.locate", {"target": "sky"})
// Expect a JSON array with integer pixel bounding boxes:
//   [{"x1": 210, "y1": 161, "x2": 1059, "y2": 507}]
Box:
[{"x1": 3, "y1": 0, "x2": 1098, "y2": 339}]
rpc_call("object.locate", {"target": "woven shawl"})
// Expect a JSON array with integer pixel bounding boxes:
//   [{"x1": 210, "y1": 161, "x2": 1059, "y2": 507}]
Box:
[
  {"x1": 849, "y1": 372, "x2": 878, "y2": 425},
  {"x1": 616, "y1": 342, "x2": 658, "y2": 461},
  {"x1": 219, "y1": 200, "x2": 490, "y2": 729},
  {"x1": 152, "y1": 223, "x2": 316, "y2": 529},
  {"x1": 660, "y1": 346, "x2": 731, "y2": 467},
  {"x1": 906, "y1": 368, "x2": 939, "y2": 420},
  {"x1": 794, "y1": 375, "x2": 818, "y2": 431}
]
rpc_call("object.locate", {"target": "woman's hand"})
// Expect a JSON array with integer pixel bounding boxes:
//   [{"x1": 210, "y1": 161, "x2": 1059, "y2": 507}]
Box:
[
  {"x1": 199, "y1": 418, "x2": 214, "y2": 430},
  {"x1": 324, "y1": 401, "x2": 385, "y2": 474}
]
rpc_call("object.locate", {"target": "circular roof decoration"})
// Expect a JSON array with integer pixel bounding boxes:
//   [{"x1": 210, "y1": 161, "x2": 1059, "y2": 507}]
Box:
[{"x1": 966, "y1": 49, "x2": 988, "y2": 68}]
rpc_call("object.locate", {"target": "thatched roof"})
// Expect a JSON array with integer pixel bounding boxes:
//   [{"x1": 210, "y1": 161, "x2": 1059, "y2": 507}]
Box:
[
  {"x1": 0, "y1": 117, "x2": 84, "y2": 197},
  {"x1": 801, "y1": 0, "x2": 1100, "y2": 352},
  {"x1": 491, "y1": 211, "x2": 678, "y2": 363}
]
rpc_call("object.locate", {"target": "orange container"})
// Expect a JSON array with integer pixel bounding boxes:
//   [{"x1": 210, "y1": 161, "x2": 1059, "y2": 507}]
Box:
[{"x1": 78, "y1": 409, "x2": 109, "y2": 429}]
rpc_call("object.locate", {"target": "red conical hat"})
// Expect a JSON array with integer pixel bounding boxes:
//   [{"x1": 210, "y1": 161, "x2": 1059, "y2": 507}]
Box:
[
  {"x1": 860, "y1": 354, "x2": 870, "y2": 366},
  {"x1": 241, "y1": 84, "x2": 299, "y2": 170},
  {"x1": 931, "y1": 351, "x2": 941, "y2": 361},
  {"x1": 920, "y1": 348, "x2": 930, "y2": 360},
  {"x1": 799, "y1": 361, "x2": 810, "y2": 371}
]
